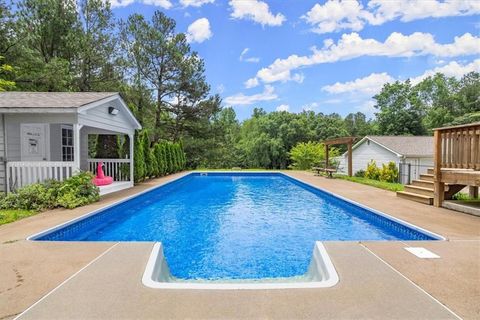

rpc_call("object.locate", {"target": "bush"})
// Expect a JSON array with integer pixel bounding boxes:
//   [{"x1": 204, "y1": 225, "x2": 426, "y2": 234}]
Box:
[
  {"x1": 365, "y1": 160, "x2": 381, "y2": 180},
  {"x1": 0, "y1": 183, "x2": 52, "y2": 211},
  {"x1": 134, "y1": 132, "x2": 145, "y2": 182},
  {"x1": 379, "y1": 162, "x2": 399, "y2": 183},
  {"x1": 141, "y1": 131, "x2": 156, "y2": 178},
  {"x1": 289, "y1": 141, "x2": 339, "y2": 170},
  {"x1": 354, "y1": 169, "x2": 366, "y2": 178},
  {"x1": 153, "y1": 143, "x2": 165, "y2": 176},
  {"x1": 160, "y1": 143, "x2": 168, "y2": 175},
  {"x1": 0, "y1": 172, "x2": 99, "y2": 211},
  {"x1": 56, "y1": 172, "x2": 100, "y2": 209}
]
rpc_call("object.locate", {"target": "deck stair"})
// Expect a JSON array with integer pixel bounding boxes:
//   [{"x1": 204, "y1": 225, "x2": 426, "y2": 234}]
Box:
[{"x1": 396, "y1": 168, "x2": 465, "y2": 205}]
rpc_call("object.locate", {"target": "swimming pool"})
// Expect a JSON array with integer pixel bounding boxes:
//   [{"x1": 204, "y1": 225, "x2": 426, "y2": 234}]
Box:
[{"x1": 31, "y1": 172, "x2": 440, "y2": 281}]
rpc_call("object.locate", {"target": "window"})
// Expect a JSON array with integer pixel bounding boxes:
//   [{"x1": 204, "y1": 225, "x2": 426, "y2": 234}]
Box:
[{"x1": 61, "y1": 126, "x2": 74, "y2": 161}]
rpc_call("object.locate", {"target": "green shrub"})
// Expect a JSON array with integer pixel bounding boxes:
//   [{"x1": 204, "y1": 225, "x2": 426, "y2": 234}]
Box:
[
  {"x1": 379, "y1": 162, "x2": 399, "y2": 183},
  {"x1": 174, "y1": 143, "x2": 181, "y2": 171},
  {"x1": 0, "y1": 172, "x2": 99, "y2": 211},
  {"x1": 160, "y1": 143, "x2": 168, "y2": 175},
  {"x1": 166, "y1": 143, "x2": 175, "y2": 173},
  {"x1": 141, "y1": 131, "x2": 156, "y2": 178},
  {"x1": 354, "y1": 169, "x2": 366, "y2": 178},
  {"x1": 56, "y1": 172, "x2": 100, "y2": 209},
  {"x1": 0, "y1": 183, "x2": 51, "y2": 211},
  {"x1": 149, "y1": 147, "x2": 158, "y2": 177},
  {"x1": 289, "y1": 141, "x2": 339, "y2": 170},
  {"x1": 134, "y1": 132, "x2": 145, "y2": 182},
  {"x1": 153, "y1": 143, "x2": 165, "y2": 176},
  {"x1": 365, "y1": 160, "x2": 381, "y2": 180}
]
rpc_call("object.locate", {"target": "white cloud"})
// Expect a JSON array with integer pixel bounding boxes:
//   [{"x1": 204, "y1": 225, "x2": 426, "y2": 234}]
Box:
[
  {"x1": 249, "y1": 32, "x2": 480, "y2": 85},
  {"x1": 224, "y1": 85, "x2": 278, "y2": 105},
  {"x1": 239, "y1": 48, "x2": 260, "y2": 63},
  {"x1": 302, "y1": 0, "x2": 480, "y2": 34},
  {"x1": 410, "y1": 59, "x2": 480, "y2": 84},
  {"x1": 229, "y1": 0, "x2": 286, "y2": 27},
  {"x1": 302, "y1": 1, "x2": 367, "y2": 34},
  {"x1": 110, "y1": 0, "x2": 172, "y2": 8},
  {"x1": 276, "y1": 104, "x2": 290, "y2": 112},
  {"x1": 186, "y1": 18, "x2": 212, "y2": 43},
  {"x1": 322, "y1": 59, "x2": 480, "y2": 95},
  {"x1": 180, "y1": 0, "x2": 214, "y2": 7},
  {"x1": 244, "y1": 77, "x2": 259, "y2": 88},
  {"x1": 322, "y1": 72, "x2": 395, "y2": 94}
]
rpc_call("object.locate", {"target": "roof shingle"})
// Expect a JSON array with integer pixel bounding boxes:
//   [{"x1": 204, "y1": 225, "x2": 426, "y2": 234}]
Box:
[
  {"x1": 366, "y1": 135, "x2": 434, "y2": 157},
  {"x1": 0, "y1": 92, "x2": 118, "y2": 109}
]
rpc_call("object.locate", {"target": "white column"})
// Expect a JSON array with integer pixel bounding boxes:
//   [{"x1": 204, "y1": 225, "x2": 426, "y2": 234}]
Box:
[
  {"x1": 73, "y1": 124, "x2": 82, "y2": 174},
  {"x1": 129, "y1": 133, "x2": 134, "y2": 184}
]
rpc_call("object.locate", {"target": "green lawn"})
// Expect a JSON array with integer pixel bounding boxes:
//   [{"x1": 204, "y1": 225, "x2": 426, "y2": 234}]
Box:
[
  {"x1": 0, "y1": 209, "x2": 37, "y2": 226},
  {"x1": 334, "y1": 175, "x2": 405, "y2": 192}
]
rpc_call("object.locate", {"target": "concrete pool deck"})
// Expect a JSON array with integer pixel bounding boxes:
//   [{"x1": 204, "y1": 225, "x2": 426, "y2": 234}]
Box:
[{"x1": 0, "y1": 171, "x2": 479, "y2": 319}]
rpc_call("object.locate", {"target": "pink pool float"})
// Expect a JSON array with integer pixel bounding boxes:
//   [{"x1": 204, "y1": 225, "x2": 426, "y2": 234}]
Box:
[{"x1": 92, "y1": 162, "x2": 113, "y2": 186}]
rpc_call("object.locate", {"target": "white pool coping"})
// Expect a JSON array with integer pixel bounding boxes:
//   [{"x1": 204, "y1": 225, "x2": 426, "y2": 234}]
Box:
[{"x1": 142, "y1": 242, "x2": 340, "y2": 290}]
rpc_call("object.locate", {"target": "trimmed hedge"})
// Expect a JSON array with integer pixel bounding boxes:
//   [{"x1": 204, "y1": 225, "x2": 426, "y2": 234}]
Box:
[{"x1": 133, "y1": 130, "x2": 186, "y2": 182}]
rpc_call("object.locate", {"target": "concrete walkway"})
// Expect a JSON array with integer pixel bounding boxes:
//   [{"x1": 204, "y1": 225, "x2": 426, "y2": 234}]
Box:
[{"x1": 0, "y1": 171, "x2": 478, "y2": 319}]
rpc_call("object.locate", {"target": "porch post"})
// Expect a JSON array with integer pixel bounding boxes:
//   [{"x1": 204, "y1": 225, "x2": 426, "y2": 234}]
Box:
[
  {"x1": 129, "y1": 133, "x2": 134, "y2": 184},
  {"x1": 73, "y1": 124, "x2": 82, "y2": 173}
]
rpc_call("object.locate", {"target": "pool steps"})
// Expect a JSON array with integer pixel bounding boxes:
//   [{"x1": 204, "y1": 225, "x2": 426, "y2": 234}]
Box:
[{"x1": 142, "y1": 242, "x2": 339, "y2": 290}]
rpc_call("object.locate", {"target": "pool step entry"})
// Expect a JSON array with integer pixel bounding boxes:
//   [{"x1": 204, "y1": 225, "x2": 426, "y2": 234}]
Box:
[
  {"x1": 396, "y1": 169, "x2": 465, "y2": 206},
  {"x1": 142, "y1": 242, "x2": 339, "y2": 290}
]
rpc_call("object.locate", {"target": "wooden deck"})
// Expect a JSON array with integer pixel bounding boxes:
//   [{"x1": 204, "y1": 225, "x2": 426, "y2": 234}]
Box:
[{"x1": 433, "y1": 122, "x2": 480, "y2": 207}]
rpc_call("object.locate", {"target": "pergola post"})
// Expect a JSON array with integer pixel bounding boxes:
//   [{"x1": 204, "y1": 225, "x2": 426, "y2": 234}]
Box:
[
  {"x1": 129, "y1": 133, "x2": 134, "y2": 184},
  {"x1": 347, "y1": 141, "x2": 353, "y2": 177},
  {"x1": 325, "y1": 145, "x2": 329, "y2": 168}
]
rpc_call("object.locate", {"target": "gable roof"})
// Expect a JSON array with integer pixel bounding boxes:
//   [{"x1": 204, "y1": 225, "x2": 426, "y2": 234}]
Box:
[
  {"x1": 0, "y1": 92, "x2": 141, "y2": 130},
  {"x1": 0, "y1": 92, "x2": 118, "y2": 109},
  {"x1": 353, "y1": 135, "x2": 434, "y2": 157}
]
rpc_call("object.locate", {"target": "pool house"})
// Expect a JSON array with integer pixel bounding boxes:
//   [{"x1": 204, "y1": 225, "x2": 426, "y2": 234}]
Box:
[{"x1": 0, "y1": 92, "x2": 142, "y2": 195}]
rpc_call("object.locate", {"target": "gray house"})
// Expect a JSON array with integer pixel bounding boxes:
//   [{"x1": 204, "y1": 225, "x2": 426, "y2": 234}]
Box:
[
  {"x1": 0, "y1": 92, "x2": 142, "y2": 195},
  {"x1": 337, "y1": 136, "x2": 434, "y2": 184}
]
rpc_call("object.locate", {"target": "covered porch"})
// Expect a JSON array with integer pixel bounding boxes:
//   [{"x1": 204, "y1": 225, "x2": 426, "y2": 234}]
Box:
[{"x1": 0, "y1": 92, "x2": 142, "y2": 195}]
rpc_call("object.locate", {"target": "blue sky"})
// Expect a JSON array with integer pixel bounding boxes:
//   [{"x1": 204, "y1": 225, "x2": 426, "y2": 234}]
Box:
[{"x1": 111, "y1": 0, "x2": 480, "y2": 120}]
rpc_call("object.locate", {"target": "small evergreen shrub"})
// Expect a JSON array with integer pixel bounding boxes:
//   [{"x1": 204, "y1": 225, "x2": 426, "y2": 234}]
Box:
[
  {"x1": 153, "y1": 143, "x2": 165, "y2": 176},
  {"x1": 379, "y1": 162, "x2": 399, "y2": 183},
  {"x1": 365, "y1": 160, "x2": 381, "y2": 180},
  {"x1": 134, "y1": 132, "x2": 145, "y2": 182}
]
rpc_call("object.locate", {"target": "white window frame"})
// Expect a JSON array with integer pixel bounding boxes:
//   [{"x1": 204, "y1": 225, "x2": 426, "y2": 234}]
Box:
[{"x1": 61, "y1": 125, "x2": 74, "y2": 162}]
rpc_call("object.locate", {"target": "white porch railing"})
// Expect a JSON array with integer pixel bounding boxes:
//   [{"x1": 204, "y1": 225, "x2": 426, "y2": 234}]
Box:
[
  {"x1": 88, "y1": 159, "x2": 131, "y2": 182},
  {"x1": 6, "y1": 161, "x2": 75, "y2": 192}
]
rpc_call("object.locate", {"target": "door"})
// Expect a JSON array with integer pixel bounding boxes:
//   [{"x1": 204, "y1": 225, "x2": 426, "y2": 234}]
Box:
[{"x1": 21, "y1": 124, "x2": 48, "y2": 161}]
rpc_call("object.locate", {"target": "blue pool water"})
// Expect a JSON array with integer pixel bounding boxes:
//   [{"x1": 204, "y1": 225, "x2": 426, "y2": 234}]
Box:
[{"x1": 35, "y1": 173, "x2": 437, "y2": 280}]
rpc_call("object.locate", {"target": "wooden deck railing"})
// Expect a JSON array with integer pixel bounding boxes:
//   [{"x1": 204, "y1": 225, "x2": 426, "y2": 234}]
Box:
[
  {"x1": 87, "y1": 158, "x2": 131, "y2": 182},
  {"x1": 435, "y1": 122, "x2": 480, "y2": 170},
  {"x1": 433, "y1": 122, "x2": 480, "y2": 206}
]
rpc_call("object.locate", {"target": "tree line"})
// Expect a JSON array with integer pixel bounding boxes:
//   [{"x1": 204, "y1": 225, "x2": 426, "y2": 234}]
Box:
[{"x1": 0, "y1": 0, "x2": 478, "y2": 170}]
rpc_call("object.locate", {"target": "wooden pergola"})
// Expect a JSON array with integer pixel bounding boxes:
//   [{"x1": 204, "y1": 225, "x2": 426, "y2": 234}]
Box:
[{"x1": 323, "y1": 136, "x2": 356, "y2": 177}]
